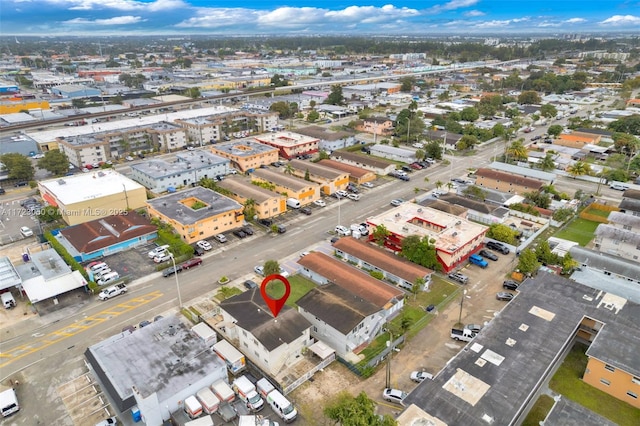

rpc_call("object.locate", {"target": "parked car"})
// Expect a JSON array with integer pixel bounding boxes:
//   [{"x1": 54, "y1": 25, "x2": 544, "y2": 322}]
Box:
[
  {"x1": 313, "y1": 199, "x2": 326, "y2": 207},
  {"x1": 214, "y1": 234, "x2": 228, "y2": 243},
  {"x1": 242, "y1": 226, "x2": 254, "y2": 236},
  {"x1": 336, "y1": 190, "x2": 348, "y2": 198},
  {"x1": 95, "y1": 416, "x2": 118, "y2": 426},
  {"x1": 496, "y1": 291, "x2": 515, "y2": 301},
  {"x1": 196, "y1": 240, "x2": 212, "y2": 251},
  {"x1": 153, "y1": 253, "x2": 172, "y2": 263},
  {"x1": 346, "y1": 184, "x2": 359, "y2": 193},
  {"x1": 390, "y1": 198, "x2": 404, "y2": 207},
  {"x1": 479, "y1": 249, "x2": 498, "y2": 261},
  {"x1": 244, "y1": 280, "x2": 258, "y2": 290},
  {"x1": 410, "y1": 371, "x2": 433, "y2": 383},
  {"x1": 451, "y1": 178, "x2": 469, "y2": 184},
  {"x1": 358, "y1": 223, "x2": 370, "y2": 236},
  {"x1": 139, "y1": 320, "x2": 152, "y2": 328},
  {"x1": 148, "y1": 245, "x2": 170, "y2": 259},
  {"x1": 503, "y1": 280, "x2": 519, "y2": 290},
  {"x1": 300, "y1": 207, "x2": 312, "y2": 215},
  {"x1": 98, "y1": 284, "x2": 127, "y2": 301},
  {"x1": 335, "y1": 225, "x2": 351, "y2": 236},
  {"x1": 20, "y1": 226, "x2": 33, "y2": 237},
  {"x1": 486, "y1": 241, "x2": 510, "y2": 254},
  {"x1": 258, "y1": 218, "x2": 273, "y2": 227},
  {"x1": 276, "y1": 224, "x2": 287, "y2": 234},
  {"x1": 382, "y1": 388, "x2": 407, "y2": 404},
  {"x1": 192, "y1": 244, "x2": 205, "y2": 256},
  {"x1": 347, "y1": 193, "x2": 361, "y2": 201},
  {"x1": 182, "y1": 258, "x2": 203, "y2": 269},
  {"x1": 361, "y1": 182, "x2": 374, "y2": 188},
  {"x1": 233, "y1": 229, "x2": 247, "y2": 238},
  {"x1": 448, "y1": 272, "x2": 469, "y2": 284},
  {"x1": 409, "y1": 162, "x2": 423, "y2": 170}
]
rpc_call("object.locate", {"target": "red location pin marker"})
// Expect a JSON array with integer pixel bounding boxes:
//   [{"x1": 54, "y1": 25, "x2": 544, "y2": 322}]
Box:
[{"x1": 260, "y1": 274, "x2": 291, "y2": 318}]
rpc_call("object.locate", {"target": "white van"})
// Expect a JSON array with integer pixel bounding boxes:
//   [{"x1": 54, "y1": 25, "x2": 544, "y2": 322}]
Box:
[
  {"x1": 90, "y1": 262, "x2": 109, "y2": 274},
  {"x1": 266, "y1": 389, "x2": 297, "y2": 423},
  {"x1": 97, "y1": 272, "x2": 120, "y2": 286},
  {"x1": 286, "y1": 198, "x2": 300, "y2": 209},
  {"x1": 2, "y1": 292, "x2": 16, "y2": 309}
]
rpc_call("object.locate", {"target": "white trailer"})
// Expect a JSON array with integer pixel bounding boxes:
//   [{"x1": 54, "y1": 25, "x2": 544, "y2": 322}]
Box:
[{"x1": 0, "y1": 387, "x2": 19, "y2": 418}]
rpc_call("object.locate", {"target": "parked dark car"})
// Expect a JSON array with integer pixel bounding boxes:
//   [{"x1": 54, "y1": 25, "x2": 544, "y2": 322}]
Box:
[
  {"x1": 503, "y1": 280, "x2": 519, "y2": 290},
  {"x1": 401, "y1": 165, "x2": 413, "y2": 173},
  {"x1": 244, "y1": 280, "x2": 258, "y2": 290},
  {"x1": 300, "y1": 207, "x2": 312, "y2": 215},
  {"x1": 182, "y1": 258, "x2": 203, "y2": 269},
  {"x1": 162, "y1": 265, "x2": 183, "y2": 277},
  {"x1": 233, "y1": 229, "x2": 247, "y2": 238},
  {"x1": 496, "y1": 291, "x2": 515, "y2": 301},
  {"x1": 139, "y1": 320, "x2": 152, "y2": 328},
  {"x1": 258, "y1": 218, "x2": 273, "y2": 227},
  {"x1": 0, "y1": 187, "x2": 5, "y2": 195},
  {"x1": 479, "y1": 249, "x2": 499, "y2": 261},
  {"x1": 486, "y1": 241, "x2": 510, "y2": 254},
  {"x1": 14, "y1": 181, "x2": 28, "y2": 187},
  {"x1": 192, "y1": 244, "x2": 206, "y2": 256},
  {"x1": 242, "y1": 226, "x2": 254, "y2": 236},
  {"x1": 276, "y1": 224, "x2": 286, "y2": 233}
]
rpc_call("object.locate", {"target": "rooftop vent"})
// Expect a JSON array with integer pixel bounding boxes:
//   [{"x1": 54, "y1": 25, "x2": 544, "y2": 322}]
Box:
[
  {"x1": 57, "y1": 179, "x2": 66, "y2": 185},
  {"x1": 98, "y1": 171, "x2": 105, "y2": 177}
]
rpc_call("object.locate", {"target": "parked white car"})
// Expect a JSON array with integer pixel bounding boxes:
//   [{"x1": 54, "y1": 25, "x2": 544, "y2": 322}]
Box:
[
  {"x1": 153, "y1": 253, "x2": 172, "y2": 263},
  {"x1": 361, "y1": 182, "x2": 374, "y2": 188},
  {"x1": 148, "y1": 245, "x2": 170, "y2": 258},
  {"x1": 196, "y1": 240, "x2": 212, "y2": 251},
  {"x1": 335, "y1": 225, "x2": 351, "y2": 236},
  {"x1": 313, "y1": 199, "x2": 326, "y2": 207},
  {"x1": 20, "y1": 226, "x2": 34, "y2": 237}
]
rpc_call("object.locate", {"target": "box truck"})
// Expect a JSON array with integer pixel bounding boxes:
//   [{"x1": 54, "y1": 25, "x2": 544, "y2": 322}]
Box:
[
  {"x1": 0, "y1": 387, "x2": 19, "y2": 417},
  {"x1": 184, "y1": 415, "x2": 214, "y2": 426},
  {"x1": 184, "y1": 395, "x2": 203, "y2": 419},
  {"x1": 256, "y1": 378, "x2": 275, "y2": 399},
  {"x1": 196, "y1": 387, "x2": 220, "y2": 415},
  {"x1": 233, "y1": 376, "x2": 264, "y2": 412},
  {"x1": 211, "y1": 380, "x2": 235, "y2": 403}
]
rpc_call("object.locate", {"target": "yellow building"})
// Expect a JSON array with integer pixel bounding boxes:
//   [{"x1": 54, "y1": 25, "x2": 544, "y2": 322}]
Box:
[
  {"x1": 145, "y1": 187, "x2": 244, "y2": 244},
  {"x1": 216, "y1": 177, "x2": 286, "y2": 219},
  {"x1": 210, "y1": 140, "x2": 279, "y2": 172},
  {"x1": 288, "y1": 159, "x2": 349, "y2": 195},
  {"x1": 251, "y1": 168, "x2": 320, "y2": 205},
  {"x1": 0, "y1": 99, "x2": 50, "y2": 114},
  {"x1": 38, "y1": 170, "x2": 147, "y2": 226}
]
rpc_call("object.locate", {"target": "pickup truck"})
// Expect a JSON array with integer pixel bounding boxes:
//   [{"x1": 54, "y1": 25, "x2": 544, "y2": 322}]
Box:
[
  {"x1": 469, "y1": 254, "x2": 488, "y2": 268},
  {"x1": 451, "y1": 328, "x2": 476, "y2": 342},
  {"x1": 98, "y1": 284, "x2": 127, "y2": 301}
]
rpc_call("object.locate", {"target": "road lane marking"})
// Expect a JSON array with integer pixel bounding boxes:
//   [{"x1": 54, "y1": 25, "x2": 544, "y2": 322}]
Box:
[{"x1": 0, "y1": 291, "x2": 163, "y2": 368}]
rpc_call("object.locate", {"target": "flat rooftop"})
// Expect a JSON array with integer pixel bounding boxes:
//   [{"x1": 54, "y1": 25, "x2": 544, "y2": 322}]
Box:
[
  {"x1": 254, "y1": 131, "x2": 319, "y2": 147},
  {"x1": 58, "y1": 134, "x2": 107, "y2": 147},
  {"x1": 15, "y1": 248, "x2": 71, "y2": 281},
  {"x1": 210, "y1": 140, "x2": 278, "y2": 157},
  {"x1": 85, "y1": 316, "x2": 226, "y2": 403},
  {"x1": 366, "y1": 203, "x2": 488, "y2": 253},
  {"x1": 146, "y1": 186, "x2": 242, "y2": 224},
  {"x1": 252, "y1": 168, "x2": 319, "y2": 192},
  {"x1": 174, "y1": 150, "x2": 228, "y2": 168},
  {"x1": 403, "y1": 272, "x2": 640, "y2": 425},
  {"x1": 39, "y1": 170, "x2": 144, "y2": 206},
  {"x1": 216, "y1": 176, "x2": 282, "y2": 203}
]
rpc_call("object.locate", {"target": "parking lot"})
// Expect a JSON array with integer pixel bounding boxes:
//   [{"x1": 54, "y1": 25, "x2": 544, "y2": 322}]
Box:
[{"x1": 0, "y1": 197, "x2": 42, "y2": 245}]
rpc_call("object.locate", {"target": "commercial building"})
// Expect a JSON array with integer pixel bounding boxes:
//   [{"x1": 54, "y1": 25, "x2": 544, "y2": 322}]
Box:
[
  {"x1": 487, "y1": 161, "x2": 556, "y2": 185},
  {"x1": 85, "y1": 316, "x2": 228, "y2": 424},
  {"x1": 130, "y1": 150, "x2": 230, "y2": 193},
  {"x1": 317, "y1": 159, "x2": 376, "y2": 185},
  {"x1": 38, "y1": 170, "x2": 147, "y2": 226},
  {"x1": 365, "y1": 203, "x2": 488, "y2": 272},
  {"x1": 251, "y1": 168, "x2": 320, "y2": 205},
  {"x1": 50, "y1": 84, "x2": 101, "y2": 99},
  {"x1": 330, "y1": 150, "x2": 396, "y2": 176},
  {"x1": 56, "y1": 212, "x2": 157, "y2": 262},
  {"x1": 287, "y1": 159, "x2": 349, "y2": 195},
  {"x1": 145, "y1": 187, "x2": 243, "y2": 244},
  {"x1": 216, "y1": 177, "x2": 286, "y2": 219},
  {"x1": 210, "y1": 140, "x2": 279, "y2": 172},
  {"x1": 253, "y1": 131, "x2": 319, "y2": 160}
]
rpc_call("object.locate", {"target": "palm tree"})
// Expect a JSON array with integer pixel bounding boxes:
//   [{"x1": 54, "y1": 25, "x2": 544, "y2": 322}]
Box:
[
  {"x1": 567, "y1": 161, "x2": 591, "y2": 179},
  {"x1": 243, "y1": 198, "x2": 256, "y2": 221},
  {"x1": 538, "y1": 153, "x2": 555, "y2": 171},
  {"x1": 446, "y1": 182, "x2": 454, "y2": 192},
  {"x1": 435, "y1": 180, "x2": 443, "y2": 190},
  {"x1": 506, "y1": 140, "x2": 528, "y2": 162},
  {"x1": 284, "y1": 163, "x2": 294, "y2": 175}
]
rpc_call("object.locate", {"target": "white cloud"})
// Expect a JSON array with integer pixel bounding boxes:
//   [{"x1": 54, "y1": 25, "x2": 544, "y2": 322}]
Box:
[
  {"x1": 176, "y1": 8, "x2": 258, "y2": 28},
  {"x1": 473, "y1": 17, "x2": 529, "y2": 29},
  {"x1": 47, "y1": 0, "x2": 186, "y2": 12},
  {"x1": 564, "y1": 17, "x2": 586, "y2": 23},
  {"x1": 429, "y1": 0, "x2": 479, "y2": 13},
  {"x1": 599, "y1": 15, "x2": 640, "y2": 25},
  {"x1": 63, "y1": 15, "x2": 144, "y2": 25},
  {"x1": 538, "y1": 21, "x2": 560, "y2": 27},
  {"x1": 464, "y1": 10, "x2": 485, "y2": 17}
]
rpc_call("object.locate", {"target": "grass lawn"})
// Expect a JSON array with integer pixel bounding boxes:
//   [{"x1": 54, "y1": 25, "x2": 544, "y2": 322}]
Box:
[
  {"x1": 522, "y1": 394, "x2": 554, "y2": 426},
  {"x1": 554, "y1": 218, "x2": 600, "y2": 246},
  {"x1": 214, "y1": 286, "x2": 242, "y2": 301},
  {"x1": 413, "y1": 277, "x2": 458, "y2": 308},
  {"x1": 549, "y1": 343, "x2": 640, "y2": 426},
  {"x1": 264, "y1": 274, "x2": 316, "y2": 307},
  {"x1": 585, "y1": 208, "x2": 611, "y2": 219}
]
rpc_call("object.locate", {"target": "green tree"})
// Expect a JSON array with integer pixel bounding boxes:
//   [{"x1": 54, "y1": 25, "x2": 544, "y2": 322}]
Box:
[
  {"x1": 270, "y1": 74, "x2": 289, "y2": 87},
  {"x1": 71, "y1": 98, "x2": 86, "y2": 108},
  {"x1": 523, "y1": 191, "x2": 551, "y2": 209},
  {"x1": 561, "y1": 252, "x2": 579, "y2": 275},
  {"x1": 0, "y1": 153, "x2": 35, "y2": 181},
  {"x1": 567, "y1": 161, "x2": 591, "y2": 179},
  {"x1": 487, "y1": 223, "x2": 519, "y2": 245},
  {"x1": 462, "y1": 185, "x2": 488, "y2": 201},
  {"x1": 306, "y1": 110, "x2": 320, "y2": 122},
  {"x1": 535, "y1": 241, "x2": 558, "y2": 265},
  {"x1": 492, "y1": 123, "x2": 506, "y2": 138},
  {"x1": 263, "y1": 260, "x2": 280, "y2": 276},
  {"x1": 325, "y1": 84, "x2": 344, "y2": 106},
  {"x1": 243, "y1": 198, "x2": 256, "y2": 222},
  {"x1": 400, "y1": 235, "x2": 441, "y2": 271},
  {"x1": 612, "y1": 132, "x2": 640, "y2": 156},
  {"x1": 460, "y1": 107, "x2": 479, "y2": 122},
  {"x1": 304, "y1": 169, "x2": 311, "y2": 181},
  {"x1": 37, "y1": 150, "x2": 69, "y2": 176},
  {"x1": 399, "y1": 76, "x2": 415, "y2": 92},
  {"x1": 547, "y1": 124, "x2": 563, "y2": 137},
  {"x1": 517, "y1": 249, "x2": 540, "y2": 276},
  {"x1": 269, "y1": 101, "x2": 294, "y2": 119},
  {"x1": 324, "y1": 391, "x2": 397, "y2": 426},
  {"x1": 415, "y1": 149, "x2": 425, "y2": 161},
  {"x1": 518, "y1": 91, "x2": 541, "y2": 105},
  {"x1": 283, "y1": 163, "x2": 294, "y2": 175},
  {"x1": 506, "y1": 140, "x2": 528, "y2": 162},
  {"x1": 424, "y1": 141, "x2": 442, "y2": 160},
  {"x1": 538, "y1": 153, "x2": 556, "y2": 171},
  {"x1": 372, "y1": 224, "x2": 390, "y2": 246},
  {"x1": 185, "y1": 87, "x2": 201, "y2": 99},
  {"x1": 318, "y1": 150, "x2": 330, "y2": 160},
  {"x1": 456, "y1": 134, "x2": 477, "y2": 150},
  {"x1": 540, "y1": 103, "x2": 558, "y2": 119},
  {"x1": 608, "y1": 115, "x2": 640, "y2": 135}
]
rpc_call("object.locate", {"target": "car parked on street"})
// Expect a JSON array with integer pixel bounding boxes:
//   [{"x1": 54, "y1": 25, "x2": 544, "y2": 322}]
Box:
[
  {"x1": 336, "y1": 190, "x2": 348, "y2": 198},
  {"x1": 182, "y1": 258, "x2": 203, "y2": 269},
  {"x1": 361, "y1": 182, "x2": 374, "y2": 188},
  {"x1": 347, "y1": 193, "x2": 361, "y2": 201},
  {"x1": 496, "y1": 291, "x2": 515, "y2": 301},
  {"x1": 98, "y1": 284, "x2": 127, "y2": 301},
  {"x1": 390, "y1": 198, "x2": 404, "y2": 207},
  {"x1": 313, "y1": 199, "x2": 326, "y2": 207},
  {"x1": 335, "y1": 225, "x2": 351, "y2": 236}
]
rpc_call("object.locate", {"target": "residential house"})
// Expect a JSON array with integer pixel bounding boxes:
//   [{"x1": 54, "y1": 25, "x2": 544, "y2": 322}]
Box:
[
  {"x1": 251, "y1": 168, "x2": 320, "y2": 205},
  {"x1": 487, "y1": 162, "x2": 556, "y2": 186},
  {"x1": 332, "y1": 237, "x2": 433, "y2": 291},
  {"x1": 354, "y1": 117, "x2": 394, "y2": 136},
  {"x1": 216, "y1": 289, "x2": 312, "y2": 377},
  {"x1": 210, "y1": 140, "x2": 279, "y2": 172},
  {"x1": 294, "y1": 126, "x2": 357, "y2": 152},
  {"x1": 145, "y1": 187, "x2": 244, "y2": 244},
  {"x1": 617, "y1": 189, "x2": 640, "y2": 216},
  {"x1": 369, "y1": 144, "x2": 417, "y2": 163},
  {"x1": 287, "y1": 159, "x2": 349, "y2": 195},
  {"x1": 317, "y1": 159, "x2": 376, "y2": 185},
  {"x1": 57, "y1": 212, "x2": 157, "y2": 262},
  {"x1": 216, "y1": 177, "x2": 286, "y2": 219},
  {"x1": 475, "y1": 168, "x2": 545, "y2": 195},
  {"x1": 555, "y1": 132, "x2": 602, "y2": 149},
  {"x1": 330, "y1": 151, "x2": 396, "y2": 176},
  {"x1": 297, "y1": 252, "x2": 404, "y2": 319},
  {"x1": 253, "y1": 131, "x2": 320, "y2": 160},
  {"x1": 56, "y1": 135, "x2": 111, "y2": 168},
  {"x1": 593, "y1": 211, "x2": 640, "y2": 261},
  {"x1": 365, "y1": 203, "x2": 488, "y2": 273},
  {"x1": 297, "y1": 283, "x2": 384, "y2": 359}
]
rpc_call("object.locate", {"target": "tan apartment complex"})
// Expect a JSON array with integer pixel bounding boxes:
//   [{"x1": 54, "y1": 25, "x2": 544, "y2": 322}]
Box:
[
  {"x1": 210, "y1": 140, "x2": 279, "y2": 172},
  {"x1": 288, "y1": 159, "x2": 349, "y2": 195},
  {"x1": 317, "y1": 159, "x2": 376, "y2": 184},
  {"x1": 216, "y1": 177, "x2": 286, "y2": 219},
  {"x1": 475, "y1": 168, "x2": 544, "y2": 194},
  {"x1": 250, "y1": 168, "x2": 320, "y2": 205}
]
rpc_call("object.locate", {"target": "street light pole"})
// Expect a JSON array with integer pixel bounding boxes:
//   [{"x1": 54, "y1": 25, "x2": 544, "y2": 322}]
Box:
[
  {"x1": 458, "y1": 289, "x2": 468, "y2": 325},
  {"x1": 169, "y1": 253, "x2": 182, "y2": 308}
]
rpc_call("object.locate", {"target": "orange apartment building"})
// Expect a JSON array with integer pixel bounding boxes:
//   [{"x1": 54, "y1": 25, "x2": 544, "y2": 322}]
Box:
[
  {"x1": 288, "y1": 159, "x2": 349, "y2": 195},
  {"x1": 215, "y1": 176, "x2": 286, "y2": 219},
  {"x1": 317, "y1": 159, "x2": 377, "y2": 185},
  {"x1": 475, "y1": 168, "x2": 544, "y2": 194},
  {"x1": 250, "y1": 168, "x2": 320, "y2": 205},
  {"x1": 355, "y1": 117, "x2": 394, "y2": 136},
  {"x1": 210, "y1": 140, "x2": 279, "y2": 172}
]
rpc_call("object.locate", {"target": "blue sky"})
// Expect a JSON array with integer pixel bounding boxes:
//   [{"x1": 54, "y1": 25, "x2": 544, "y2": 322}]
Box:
[{"x1": 3, "y1": 0, "x2": 640, "y2": 35}]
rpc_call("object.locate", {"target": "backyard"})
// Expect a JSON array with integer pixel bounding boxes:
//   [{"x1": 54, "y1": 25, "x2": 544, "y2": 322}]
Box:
[
  {"x1": 265, "y1": 274, "x2": 317, "y2": 307},
  {"x1": 549, "y1": 343, "x2": 640, "y2": 426},
  {"x1": 553, "y1": 218, "x2": 600, "y2": 246}
]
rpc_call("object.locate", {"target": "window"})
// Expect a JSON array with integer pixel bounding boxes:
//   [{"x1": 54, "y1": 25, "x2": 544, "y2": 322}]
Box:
[
  {"x1": 600, "y1": 378, "x2": 611, "y2": 386},
  {"x1": 632, "y1": 376, "x2": 640, "y2": 385},
  {"x1": 605, "y1": 364, "x2": 615, "y2": 372},
  {"x1": 624, "y1": 225, "x2": 632, "y2": 230},
  {"x1": 627, "y1": 391, "x2": 637, "y2": 399}
]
